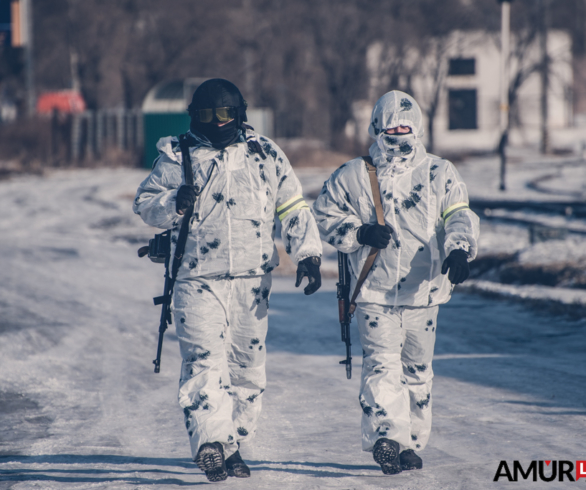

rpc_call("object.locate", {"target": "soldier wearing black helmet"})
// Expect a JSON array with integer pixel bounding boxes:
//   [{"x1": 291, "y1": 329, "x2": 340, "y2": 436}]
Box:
[
  {"x1": 133, "y1": 79, "x2": 323, "y2": 482},
  {"x1": 188, "y1": 79, "x2": 248, "y2": 148}
]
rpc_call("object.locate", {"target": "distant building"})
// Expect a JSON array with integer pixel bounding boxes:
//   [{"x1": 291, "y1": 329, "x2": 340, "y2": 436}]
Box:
[{"x1": 350, "y1": 30, "x2": 578, "y2": 154}]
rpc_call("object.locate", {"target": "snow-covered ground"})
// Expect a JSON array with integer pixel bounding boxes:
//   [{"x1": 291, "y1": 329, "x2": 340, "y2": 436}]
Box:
[
  {"x1": 1, "y1": 158, "x2": 586, "y2": 489},
  {"x1": 456, "y1": 148, "x2": 584, "y2": 202},
  {"x1": 453, "y1": 150, "x2": 586, "y2": 307}
]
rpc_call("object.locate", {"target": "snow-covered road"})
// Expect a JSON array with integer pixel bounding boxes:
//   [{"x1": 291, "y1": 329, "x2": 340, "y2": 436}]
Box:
[{"x1": 1, "y1": 169, "x2": 585, "y2": 489}]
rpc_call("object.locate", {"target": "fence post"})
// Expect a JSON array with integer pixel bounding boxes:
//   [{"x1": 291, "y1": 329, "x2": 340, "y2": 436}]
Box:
[
  {"x1": 50, "y1": 109, "x2": 59, "y2": 164},
  {"x1": 85, "y1": 110, "x2": 94, "y2": 161},
  {"x1": 71, "y1": 113, "x2": 82, "y2": 162},
  {"x1": 117, "y1": 108, "x2": 125, "y2": 150},
  {"x1": 96, "y1": 110, "x2": 104, "y2": 158},
  {"x1": 135, "y1": 109, "x2": 144, "y2": 150},
  {"x1": 107, "y1": 110, "x2": 116, "y2": 148}
]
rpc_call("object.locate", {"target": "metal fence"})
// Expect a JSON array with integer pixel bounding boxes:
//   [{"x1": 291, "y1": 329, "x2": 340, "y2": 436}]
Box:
[{"x1": 52, "y1": 109, "x2": 143, "y2": 163}]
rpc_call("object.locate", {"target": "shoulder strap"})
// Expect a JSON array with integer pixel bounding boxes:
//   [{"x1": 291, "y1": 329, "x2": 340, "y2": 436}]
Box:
[
  {"x1": 171, "y1": 134, "x2": 217, "y2": 280},
  {"x1": 179, "y1": 134, "x2": 195, "y2": 186},
  {"x1": 348, "y1": 156, "x2": 385, "y2": 314},
  {"x1": 364, "y1": 156, "x2": 385, "y2": 226},
  {"x1": 171, "y1": 134, "x2": 196, "y2": 280}
]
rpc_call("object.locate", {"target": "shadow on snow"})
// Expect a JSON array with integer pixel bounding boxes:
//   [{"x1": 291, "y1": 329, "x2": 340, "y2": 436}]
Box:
[
  {"x1": 0, "y1": 454, "x2": 382, "y2": 483},
  {"x1": 267, "y1": 289, "x2": 586, "y2": 413}
]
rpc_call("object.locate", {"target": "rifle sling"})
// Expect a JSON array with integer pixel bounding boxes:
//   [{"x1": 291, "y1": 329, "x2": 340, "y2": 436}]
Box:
[
  {"x1": 171, "y1": 134, "x2": 217, "y2": 281},
  {"x1": 349, "y1": 156, "x2": 385, "y2": 314},
  {"x1": 171, "y1": 134, "x2": 196, "y2": 281}
]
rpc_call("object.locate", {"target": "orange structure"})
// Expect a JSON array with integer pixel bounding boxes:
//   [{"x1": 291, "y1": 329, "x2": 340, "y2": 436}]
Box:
[{"x1": 36, "y1": 90, "x2": 86, "y2": 114}]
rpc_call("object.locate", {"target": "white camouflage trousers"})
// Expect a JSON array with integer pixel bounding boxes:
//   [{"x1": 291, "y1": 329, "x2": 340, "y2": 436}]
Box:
[
  {"x1": 356, "y1": 303, "x2": 438, "y2": 453},
  {"x1": 173, "y1": 274, "x2": 271, "y2": 460}
]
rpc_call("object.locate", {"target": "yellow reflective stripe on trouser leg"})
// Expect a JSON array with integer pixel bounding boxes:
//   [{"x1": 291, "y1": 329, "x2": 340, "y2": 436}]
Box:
[
  {"x1": 277, "y1": 194, "x2": 309, "y2": 220},
  {"x1": 442, "y1": 202, "x2": 469, "y2": 224}
]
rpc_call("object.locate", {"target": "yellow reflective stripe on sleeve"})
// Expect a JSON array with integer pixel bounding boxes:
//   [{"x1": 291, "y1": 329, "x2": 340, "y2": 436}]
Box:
[
  {"x1": 278, "y1": 201, "x2": 309, "y2": 221},
  {"x1": 276, "y1": 194, "x2": 303, "y2": 214},
  {"x1": 442, "y1": 202, "x2": 469, "y2": 223}
]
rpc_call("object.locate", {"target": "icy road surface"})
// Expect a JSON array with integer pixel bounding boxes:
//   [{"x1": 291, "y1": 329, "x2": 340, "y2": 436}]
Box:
[{"x1": 1, "y1": 169, "x2": 585, "y2": 489}]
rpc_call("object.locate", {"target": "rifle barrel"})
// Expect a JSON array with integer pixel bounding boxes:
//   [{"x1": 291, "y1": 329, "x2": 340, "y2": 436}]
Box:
[
  {"x1": 153, "y1": 309, "x2": 168, "y2": 373},
  {"x1": 153, "y1": 331, "x2": 164, "y2": 373}
]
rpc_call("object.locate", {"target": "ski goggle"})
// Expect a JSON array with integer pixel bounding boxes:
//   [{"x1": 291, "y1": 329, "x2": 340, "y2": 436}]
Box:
[{"x1": 193, "y1": 107, "x2": 237, "y2": 123}]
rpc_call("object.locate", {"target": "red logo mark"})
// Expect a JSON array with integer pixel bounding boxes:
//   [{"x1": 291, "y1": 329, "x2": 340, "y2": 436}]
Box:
[
  {"x1": 576, "y1": 461, "x2": 586, "y2": 481},
  {"x1": 545, "y1": 460, "x2": 551, "y2": 466}
]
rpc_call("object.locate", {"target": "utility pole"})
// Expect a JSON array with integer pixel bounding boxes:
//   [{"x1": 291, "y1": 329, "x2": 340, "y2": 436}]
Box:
[
  {"x1": 70, "y1": 50, "x2": 80, "y2": 92},
  {"x1": 498, "y1": 0, "x2": 513, "y2": 191},
  {"x1": 242, "y1": 0, "x2": 255, "y2": 106},
  {"x1": 18, "y1": 0, "x2": 35, "y2": 116},
  {"x1": 539, "y1": 0, "x2": 549, "y2": 154}
]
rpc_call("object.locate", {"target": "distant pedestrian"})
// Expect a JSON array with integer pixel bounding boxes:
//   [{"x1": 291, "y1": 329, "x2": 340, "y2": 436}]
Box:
[
  {"x1": 134, "y1": 79, "x2": 322, "y2": 482},
  {"x1": 313, "y1": 91, "x2": 479, "y2": 475}
]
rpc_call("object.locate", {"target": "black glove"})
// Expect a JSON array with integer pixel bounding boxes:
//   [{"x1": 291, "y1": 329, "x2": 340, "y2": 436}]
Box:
[
  {"x1": 176, "y1": 185, "x2": 197, "y2": 215},
  {"x1": 357, "y1": 224, "x2": 393, "y2": 249},
  {"x1": 441, "y1": 249, "x2": 470, "y2": 285},
  {"x1": 295, "y1": 256, "x2": 322, "y2": 295}
]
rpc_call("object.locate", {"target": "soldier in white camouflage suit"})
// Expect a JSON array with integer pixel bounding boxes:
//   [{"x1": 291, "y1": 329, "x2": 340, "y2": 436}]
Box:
[
  {"x1": 313, "y1": 90, "x2": 479, "y2": 475},
  {"x1": 134, "y1": 79, "x2": 322, "y2": 482}
]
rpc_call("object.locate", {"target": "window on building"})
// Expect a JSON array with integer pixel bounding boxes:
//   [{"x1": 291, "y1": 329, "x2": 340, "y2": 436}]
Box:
[
  {"x1": 448, "y1": 89, "x2": 477, "y2": 130},
  {"x1": 448, "y1": 58, "x2": 475, "y2": 76}
]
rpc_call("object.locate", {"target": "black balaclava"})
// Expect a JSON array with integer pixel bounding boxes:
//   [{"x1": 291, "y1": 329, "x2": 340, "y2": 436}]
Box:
[{"x1": 188, "y1": 78, "x2": 247, "y2": 150}]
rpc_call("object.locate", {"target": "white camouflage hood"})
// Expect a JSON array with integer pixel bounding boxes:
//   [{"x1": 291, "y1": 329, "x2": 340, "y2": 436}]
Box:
[
  {"x1": 368, "y1": 91, "x2": 426, "y2": 169},
  {"x1": 368, "y1": 90, "x2": 424, "y2": 139}
]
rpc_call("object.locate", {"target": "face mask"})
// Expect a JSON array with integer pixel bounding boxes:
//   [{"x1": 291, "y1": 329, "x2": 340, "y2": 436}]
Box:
[
  {"x1": 377, "y1": 132, "x2": 416, "y2": 159},
  {"x1": 191, "y1": 119, "x2": 240, "y2": 150},
  {"x1": 188, "y1": 79, "x2": 247, "y2": 149}
]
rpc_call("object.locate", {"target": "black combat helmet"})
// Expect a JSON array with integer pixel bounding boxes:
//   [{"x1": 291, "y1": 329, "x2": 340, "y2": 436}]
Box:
[{"x1": 188, "y1": 79, "x2": 248, "y2": 149}]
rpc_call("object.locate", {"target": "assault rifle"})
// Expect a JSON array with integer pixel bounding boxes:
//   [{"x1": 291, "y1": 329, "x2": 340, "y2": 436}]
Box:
[
  {"x1": 138, "y1": 133, "x2": 216, "y2": 373},
  {"x1": 137, "y1": 229, "x2": 173, "y2": 373},
  {"x1": 337, "y1": 251, "x2": 352, "y2": 379},
  {"x1": 150, "y1": 231, "x2": 172, "y2": 373},
  {"x1": 335, "y1": 156, "x2": 385, "y2": 380}
]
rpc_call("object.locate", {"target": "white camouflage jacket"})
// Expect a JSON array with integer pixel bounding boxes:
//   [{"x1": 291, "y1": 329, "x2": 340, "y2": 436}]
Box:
[
  {"x1": 313, "y1": 91, "x2": 479, "y2": 307},
  {"x1": 134, "y1": 129, "x2": 322, "y2": 280}
]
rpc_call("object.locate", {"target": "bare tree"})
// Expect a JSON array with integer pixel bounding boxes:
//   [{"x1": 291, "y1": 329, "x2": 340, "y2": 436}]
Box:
[
  {"x1": 410, "y1": 38, "x2": 451, "y2": 154},
  {"x1": 306, "y1": 0, "x2": 379, "y2": 150},
  {"x1": 382, "y1": 0, "x2": 478, "y2": 153},
  {"x1": 24, "y1": 0, "x2": 580, "y2": 149}
]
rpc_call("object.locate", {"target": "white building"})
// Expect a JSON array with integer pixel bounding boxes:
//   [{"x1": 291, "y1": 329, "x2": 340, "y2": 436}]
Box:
[{"x1": 350, "y1": 30, "x2": 579, "y2": 154}]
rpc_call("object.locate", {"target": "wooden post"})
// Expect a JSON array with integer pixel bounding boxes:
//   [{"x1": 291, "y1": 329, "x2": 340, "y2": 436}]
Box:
[
  {"x1": 96, "y1": 110, "x2": 104, "y2": 159},
  {"x1": 71, "y1": 113, "x2": 82, "y2": 162},
  {"x1": 539, "y1": 0, "x2": 549, "y2": 154},
  {"x1": 117, "y1": 109, "x2": 125, "y2": 150},
  {"x1": 85, "y1": 111, "x2": 94, "y2": 161},
  {"x1": 498, "y1": 0, "x2": 512, "y2": 191}
]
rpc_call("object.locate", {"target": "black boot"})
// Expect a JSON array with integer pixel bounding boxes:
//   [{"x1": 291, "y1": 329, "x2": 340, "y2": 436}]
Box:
[
  {"x1": 225, "y1": 450, "x2": 251, "y2": 478},
  {"x1": 373, "y1": 438, "x2": 402, "y2": 475},
  {"x1": 195, "y1": 442, "x2": 228, "y2": 482},
  {"x1": 400, "y1": 449, "x2": 423, "y2": 470}
]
